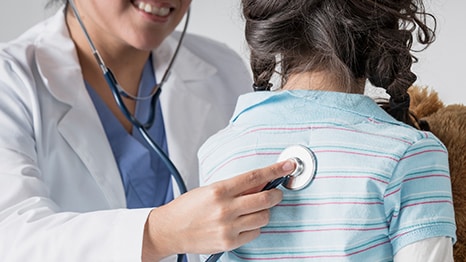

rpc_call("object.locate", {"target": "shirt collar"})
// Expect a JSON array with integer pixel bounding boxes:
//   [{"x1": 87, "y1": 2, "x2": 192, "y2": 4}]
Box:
[{"x1": 231, "y1": 90, "x2": 401, "y2": 125}]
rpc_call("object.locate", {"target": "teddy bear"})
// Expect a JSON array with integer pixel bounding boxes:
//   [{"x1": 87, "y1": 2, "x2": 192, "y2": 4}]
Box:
[{"x1": 408, "y1": 85, "x2": 466, "y2": 261}]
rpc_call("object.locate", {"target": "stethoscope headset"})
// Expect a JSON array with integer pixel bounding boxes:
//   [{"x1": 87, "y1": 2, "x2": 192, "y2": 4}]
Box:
[{"x1": 68, "y1": 1, "x2": 317, "y2": 261}]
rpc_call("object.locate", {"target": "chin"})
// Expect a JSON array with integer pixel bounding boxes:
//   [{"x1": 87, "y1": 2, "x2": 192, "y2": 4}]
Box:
[{"x1": 129, "y1": 35, "x2": 167, "y2": 51}]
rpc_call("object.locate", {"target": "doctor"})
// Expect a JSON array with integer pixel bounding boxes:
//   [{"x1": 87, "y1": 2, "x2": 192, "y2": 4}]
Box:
[{"x1": 0, "y1": 0, "x2": 294, "y2": 261}]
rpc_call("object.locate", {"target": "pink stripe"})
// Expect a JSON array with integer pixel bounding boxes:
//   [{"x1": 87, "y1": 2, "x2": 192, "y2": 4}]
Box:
[
  {"x1": 278, "y1": 201, "x2": 383, "y2": 207},
  {"x1": 316, "y1": 175, "x2": 389, "y2": 184},
  {"x1": 403, "y1": 174, "x2": 450, "y2": 183},
  {"x1": 245, "y1": 127, "x2": 312, "y2": 134},
  {"x1": 384, "y1": 188, "x2": 401, "y2": 198},
  {"x1": 401, "y1": 149, "x2": 447, "y2": 160},
  {"x1": 388, "y1": 200, "x2": 453, "y2": 219},
  {"x1": 262, "y1": 226, "x2": 387, "y2": 234},
  {"x1": 245, "y1": 126, "x2": 413, "y2": 144},
  {"x1": 390, "y1": 230, "x2": 411, "y2": 241},
  {"x1": 401, "y1": 200, "x2": 453, "y2": 211},
  {"x1": 316, "y1": 149, "x2": 399, "y2": 161},
  {"x1": 203, "y1": 152, "x2": 279, "y2": 182},
  {"x1": 384, "y1": 174, "x2": 449, "y2": 198},
  {"x1": 234, "y1": 240, "x2": 391, "y2": 260}
]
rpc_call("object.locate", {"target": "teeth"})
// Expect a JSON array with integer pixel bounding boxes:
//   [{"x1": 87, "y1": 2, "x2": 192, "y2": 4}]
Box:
[{"x1": 137, "y1": 2, "x2": 170, "y2": 16}]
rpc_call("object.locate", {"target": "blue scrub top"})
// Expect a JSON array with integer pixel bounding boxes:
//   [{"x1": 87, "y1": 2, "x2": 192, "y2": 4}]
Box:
[{"x1": 85, "y1": 56, "x2": 173, "y2": 208}]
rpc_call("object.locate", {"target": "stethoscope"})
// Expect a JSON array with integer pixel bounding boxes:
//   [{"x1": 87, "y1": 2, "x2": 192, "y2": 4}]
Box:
[
  {"x1": 68, "y1": 0, "x2": 189, "y2": 196},
  {"x1": 69, "y1": 1, "x2": 318, "y2": 261}
]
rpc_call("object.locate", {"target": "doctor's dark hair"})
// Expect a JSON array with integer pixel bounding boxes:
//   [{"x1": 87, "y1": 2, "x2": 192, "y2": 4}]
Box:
[{"x1": 242, "y1": 0, "x2": 436, "y2": 126}]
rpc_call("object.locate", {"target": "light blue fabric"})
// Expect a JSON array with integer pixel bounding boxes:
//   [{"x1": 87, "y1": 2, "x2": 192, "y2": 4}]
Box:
[
  {"x1": 199, "y1": 90, "x2": 456, "y2": 261},
  {"x1": 85, "y1": 57, "x2": 173, "y2": 208}
]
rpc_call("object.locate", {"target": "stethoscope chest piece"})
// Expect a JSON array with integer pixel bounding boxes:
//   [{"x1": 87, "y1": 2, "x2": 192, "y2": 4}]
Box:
[{"x1": 277, "y1": 145, "x2": 317, "y2": 191}]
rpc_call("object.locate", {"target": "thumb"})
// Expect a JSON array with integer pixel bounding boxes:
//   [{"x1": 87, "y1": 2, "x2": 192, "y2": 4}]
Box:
[{"x1": 226, "y1": 160, "x2": 296, "y2": 196}]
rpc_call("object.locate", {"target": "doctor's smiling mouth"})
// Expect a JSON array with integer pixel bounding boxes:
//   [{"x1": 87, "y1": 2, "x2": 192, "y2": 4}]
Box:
[{"x1": 132, "y1": 1, "x2": 176, "y2": 18}]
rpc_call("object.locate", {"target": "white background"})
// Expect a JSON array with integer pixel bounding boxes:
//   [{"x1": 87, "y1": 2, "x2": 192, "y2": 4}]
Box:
[{"x1": 1, "y1": 0, "x2": 464, "y2": 105}]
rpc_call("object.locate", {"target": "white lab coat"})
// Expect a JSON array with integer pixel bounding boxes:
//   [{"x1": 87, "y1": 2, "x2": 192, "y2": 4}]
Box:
[{"x1": 0, "y1": 7, "x2": 251, "y2": 262}]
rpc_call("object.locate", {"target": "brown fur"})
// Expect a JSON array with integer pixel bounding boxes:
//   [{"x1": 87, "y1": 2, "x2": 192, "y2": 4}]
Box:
[
  {"x1": 408, "y1": 86, "x2": 445, "y2": 119},
  {"x1": 408, "y1": 85, "x2": 466, "y2": 260}
]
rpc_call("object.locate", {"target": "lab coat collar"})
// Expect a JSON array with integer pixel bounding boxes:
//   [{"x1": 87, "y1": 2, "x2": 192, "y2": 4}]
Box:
[
  {"x1": 35, "y1": 7, "x2": 83, "y2": 107},
  {"x1": 34, "y1": 7, "x2": 126, "y2": 208}
]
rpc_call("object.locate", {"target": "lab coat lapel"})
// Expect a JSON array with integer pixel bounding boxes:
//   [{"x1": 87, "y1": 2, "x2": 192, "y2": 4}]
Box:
[
  {"x1": 154, "y1": 36, "x2": 217, "y2": 192},
  {"x1": 34, "y1": 9, "x2": 126, "y2": 208}
]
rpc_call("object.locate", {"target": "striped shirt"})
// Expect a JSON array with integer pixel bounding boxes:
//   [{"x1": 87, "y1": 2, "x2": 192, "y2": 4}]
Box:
[{"x1": 198, "y1": 90, "x2": 456, "y2": 261}]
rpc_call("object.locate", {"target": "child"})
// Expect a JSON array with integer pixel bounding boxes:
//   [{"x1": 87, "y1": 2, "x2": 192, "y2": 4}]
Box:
[{"x1": 198, "y1": 0, "x2": 456, "y2": 261}]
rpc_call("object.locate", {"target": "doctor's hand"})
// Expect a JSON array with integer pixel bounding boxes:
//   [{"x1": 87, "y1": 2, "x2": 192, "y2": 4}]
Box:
[{"x1": 142, "y1": 160, "x2": 295, "y2": 261}]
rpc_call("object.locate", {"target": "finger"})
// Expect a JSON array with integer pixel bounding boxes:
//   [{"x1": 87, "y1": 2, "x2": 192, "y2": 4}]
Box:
[
  {"x1": 236, "y1": 209, "x2": 271, "y2": 233},
  {"x1": 213, "y1": 229, "x2": 262, "y2": 253},
  {"x1": 225, "y1": 160, "x2": 296, "y2": 196},
  {"x1": 234, "y1": 229, "x2": 262, "y2": 250},
  {"x1": 210, "y1": 210, "x2": 271, "y2": 253},
  {"x1": 231, "y1": 189, "x2": 283, "y2": 217}
]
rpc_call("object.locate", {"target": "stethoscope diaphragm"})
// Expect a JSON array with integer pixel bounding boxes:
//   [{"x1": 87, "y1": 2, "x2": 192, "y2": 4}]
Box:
[{"x1": 277, "y1": 145, "x2": 317, "y2": 190}]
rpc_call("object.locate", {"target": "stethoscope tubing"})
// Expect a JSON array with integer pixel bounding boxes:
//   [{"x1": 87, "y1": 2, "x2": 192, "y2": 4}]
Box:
[
  {"x1": 104, "y1": 68, "x2": 188, "y2": 191},
  {"x1": 205, "y1": 252, "x2": 223, "y2": 262},
  {"x1": 69, "y1": 0, "x2": 189, "y2": 195}
]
